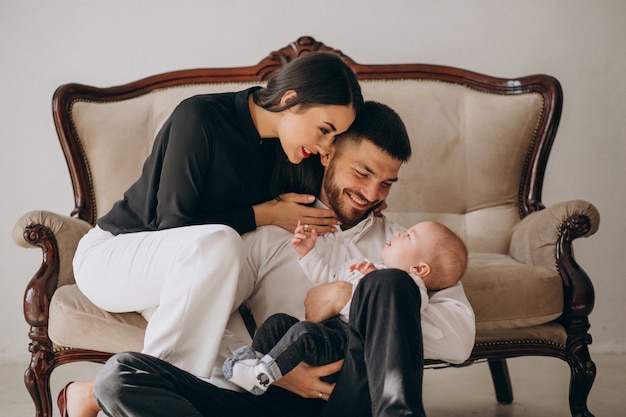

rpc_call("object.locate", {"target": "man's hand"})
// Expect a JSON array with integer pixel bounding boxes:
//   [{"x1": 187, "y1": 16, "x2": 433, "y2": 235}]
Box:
[
  {"x1": 304, "y1": 281, "x2": 352, "y2": 323},
  {"x1": 273, "y1": 360, "x2": 344, "y2": 400}
]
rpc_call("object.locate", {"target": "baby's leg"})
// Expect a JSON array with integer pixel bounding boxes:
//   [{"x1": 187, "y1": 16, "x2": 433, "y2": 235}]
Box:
[
  {"x1": 267, "y1": 317, "x2": 348, "y2": 380},
  {"x1": 223, "y1": 314, "x2": 298, "y2": 395}
]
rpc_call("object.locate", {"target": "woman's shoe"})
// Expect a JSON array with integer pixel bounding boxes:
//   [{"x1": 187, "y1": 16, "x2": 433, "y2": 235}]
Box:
[{"x1": 57, "y1": 381, "x2": 74, "y2": 417}]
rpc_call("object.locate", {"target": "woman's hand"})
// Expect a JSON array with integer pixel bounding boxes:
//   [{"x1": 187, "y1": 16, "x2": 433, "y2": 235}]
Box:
[
  {"x1": 253, "y1": 193, "x2": 339, "y2": 233},
  {"x1": 272, "y1": 360, "x2": 343, "y2": 400},
  {"x1": 304, "y1": 281, "x2": 352, "y2": 323}
]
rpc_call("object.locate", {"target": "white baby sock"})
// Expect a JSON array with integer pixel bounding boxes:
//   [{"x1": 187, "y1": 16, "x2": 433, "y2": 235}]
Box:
[{"x1": 222, "y1": 345, "x2": 282, "y2": 395}]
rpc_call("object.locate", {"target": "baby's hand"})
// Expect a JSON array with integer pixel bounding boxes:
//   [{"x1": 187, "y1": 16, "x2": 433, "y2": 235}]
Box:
[
  {"x1": 348, "y1": 260, "x2": 378, "y2": 275},
  {"x1": 292, "y1": 220, "x2": 318, "y2": 258}
]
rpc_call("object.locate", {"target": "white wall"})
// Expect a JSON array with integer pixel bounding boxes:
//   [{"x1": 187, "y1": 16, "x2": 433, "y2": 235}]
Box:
[{"x1": 1, "y1": 0, "x2": 625, "y2": 362}]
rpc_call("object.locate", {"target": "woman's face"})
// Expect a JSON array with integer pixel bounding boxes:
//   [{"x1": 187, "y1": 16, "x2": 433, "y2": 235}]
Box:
[{"x1": 276, "y1": 103, "x2": 355, "y2": 164}]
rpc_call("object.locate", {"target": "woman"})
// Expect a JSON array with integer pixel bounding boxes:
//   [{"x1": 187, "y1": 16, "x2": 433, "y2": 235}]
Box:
[{"x1": 60, "y1": 51, "x2": 363, "y2": 417}]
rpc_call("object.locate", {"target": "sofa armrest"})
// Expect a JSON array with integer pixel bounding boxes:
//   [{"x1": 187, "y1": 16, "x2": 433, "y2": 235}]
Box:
[
  {"x1": 14, "y1": 210, "x2": 93, "y2": 330},
  {"x1": 14, "y1": 210, "x2": 93, "y2": 287},
  {"x1": 510, "y1": 200, "x2": 600, "y2": 326},
  {"x1": 509, "y1": 200, "x2": 600, "y2": 267}
]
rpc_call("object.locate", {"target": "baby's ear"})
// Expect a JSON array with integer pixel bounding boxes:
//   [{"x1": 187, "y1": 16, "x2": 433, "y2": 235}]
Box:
[{"x1": 412, "y1": 263, "x2": 431, "y2": 277}]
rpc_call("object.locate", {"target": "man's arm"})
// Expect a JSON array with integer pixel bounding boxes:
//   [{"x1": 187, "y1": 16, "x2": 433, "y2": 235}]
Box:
[{"x1": 421, "y1": 281, "x2": 476, "y2": 364}]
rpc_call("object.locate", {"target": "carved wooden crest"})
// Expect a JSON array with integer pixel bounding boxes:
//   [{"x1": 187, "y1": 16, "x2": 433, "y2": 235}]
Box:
[{"x1": 256, "y1": 36, "x2": 355, "y2": 80}]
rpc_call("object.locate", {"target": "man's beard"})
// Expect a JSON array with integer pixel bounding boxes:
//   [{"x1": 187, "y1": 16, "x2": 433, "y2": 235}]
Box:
[{"x1": 323, "y1": 162, "x2": 376, "y2": 229}]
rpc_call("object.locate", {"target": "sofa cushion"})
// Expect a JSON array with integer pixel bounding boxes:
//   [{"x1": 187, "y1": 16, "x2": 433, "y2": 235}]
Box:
[
  {"x1": 49, "y1": 284, "x2": 146, "y2": 353},
  {"x1": 463, "y1": 253, "x2": 563, "y2": 331},
  {"x1": 49, "y1": 251, "x2": 563, "y2": 352}
]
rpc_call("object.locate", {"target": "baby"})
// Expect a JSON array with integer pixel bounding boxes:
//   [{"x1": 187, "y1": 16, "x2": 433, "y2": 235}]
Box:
[{"x1": 223, "y1": 220, "x2": 467, "y2": 395}]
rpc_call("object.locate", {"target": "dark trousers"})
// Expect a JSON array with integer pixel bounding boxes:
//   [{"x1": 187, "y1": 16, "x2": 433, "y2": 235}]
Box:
[
  {"x1": 94, "y1": 269, "x2": 426, "y2": 417},
  {"x1": 322, "y1": 269, "x2": 425, "y2": 417},
  {"x1": 253, "y1": 313, "x2": 348, "y2": 381}
]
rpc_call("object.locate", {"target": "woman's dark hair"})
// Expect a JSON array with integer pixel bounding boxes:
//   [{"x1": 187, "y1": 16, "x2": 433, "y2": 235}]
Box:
[
  {"x1": 257, "y1": 52, "x2": 362, "y2": 199},
  {"x1": 268, "y1": 148, "x2": 324, "y2": 198},
  {"x1": 253, "y1": 52, "x2": 363, "y2": 115}
]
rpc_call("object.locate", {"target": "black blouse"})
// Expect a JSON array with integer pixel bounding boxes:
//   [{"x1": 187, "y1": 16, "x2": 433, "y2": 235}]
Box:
[{"x1": 98, "y1": 87, "x2": 276, "y2": 235}]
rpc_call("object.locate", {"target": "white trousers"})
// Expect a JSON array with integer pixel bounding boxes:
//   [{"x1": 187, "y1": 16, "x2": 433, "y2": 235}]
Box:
[{"x1": 73, "y1": 224, "x2": 253, "y2": 378}]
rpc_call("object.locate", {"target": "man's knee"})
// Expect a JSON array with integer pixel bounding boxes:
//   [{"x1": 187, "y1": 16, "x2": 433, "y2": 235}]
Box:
[
  {"x1": 94, "y1": 352, "x2": 142, "y2": 402},
  {"x1": 263, "y1": 313, "x2": 299, "y2": 331},
  {"x1": 357, "y1": 269, "x2": 416, "y2": 295},
  {"x1": 352, "y1": 269, "x2": 421, "y2": 313}
]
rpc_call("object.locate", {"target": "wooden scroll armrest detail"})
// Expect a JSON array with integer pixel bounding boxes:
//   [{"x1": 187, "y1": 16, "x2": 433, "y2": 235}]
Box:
[
  {"x1": 509, "y1": 200, "x2": 599, "y2": 267},
  {"x1": 13, "y1": 210, "x2": 93, "y2": 329}
]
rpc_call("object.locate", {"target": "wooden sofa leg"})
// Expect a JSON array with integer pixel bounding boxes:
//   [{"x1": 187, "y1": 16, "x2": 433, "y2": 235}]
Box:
[
  {"x1": 24, "y1": 347, "x2": 54, "y2": 417},
  {"x1": 488, "y1": 358, "x2": 514, "y2": 404},
  {"x1": 567, "y1": 338, "x2": 596, "y2": 417}
]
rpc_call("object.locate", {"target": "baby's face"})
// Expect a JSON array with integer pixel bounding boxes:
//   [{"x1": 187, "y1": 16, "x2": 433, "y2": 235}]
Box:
[{"x1": 381, "y1": 222, "x2": 439, "y2": 274}]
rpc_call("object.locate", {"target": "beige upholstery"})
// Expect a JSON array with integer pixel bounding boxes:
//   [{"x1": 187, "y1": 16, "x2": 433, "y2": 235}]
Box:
[
  {"x1": 365, "y1": 80, "x2": 544, "y2": 254},
  {"x1": 14, "y1": 37, "x2": 599, "y2": 417},
  {"x1": 49, "y1": 284, "x2": 145, "y2": 353}
]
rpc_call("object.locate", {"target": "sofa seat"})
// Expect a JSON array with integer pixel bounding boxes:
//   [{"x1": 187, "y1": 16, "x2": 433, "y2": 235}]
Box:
[{"x1": 49, "y1": 284, "x2": 146, "y2": 353}]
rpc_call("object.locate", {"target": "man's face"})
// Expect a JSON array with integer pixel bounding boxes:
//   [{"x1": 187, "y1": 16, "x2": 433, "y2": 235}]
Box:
[{"x1": 320, "y1": 140, "x2": 402, "y2": 229}]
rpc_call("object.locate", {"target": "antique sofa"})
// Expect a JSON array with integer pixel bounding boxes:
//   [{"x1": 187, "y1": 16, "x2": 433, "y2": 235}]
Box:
[{"x1": 14, "y1": 36, "x2": 599, "y2": 417}]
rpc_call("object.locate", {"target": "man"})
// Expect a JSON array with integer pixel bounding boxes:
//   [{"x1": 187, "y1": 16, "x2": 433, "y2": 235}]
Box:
[{"x1": 93, "y1": 102, "x2": 475, "y2": 417}]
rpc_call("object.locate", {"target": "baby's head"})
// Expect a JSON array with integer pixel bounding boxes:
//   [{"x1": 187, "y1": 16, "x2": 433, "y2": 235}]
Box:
[{"x1": 381, "y1": 221, "x2": 467, "y2": 290}]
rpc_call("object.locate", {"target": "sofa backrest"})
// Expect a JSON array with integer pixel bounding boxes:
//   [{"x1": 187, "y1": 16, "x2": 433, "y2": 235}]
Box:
[
  {"x1": 362, "y1": 80, "x2": 545, "y2": 253},
  {"x1": 54, "y1": 36, "x2": 561, "y2": 254},
  {"x1": 66, "y1": 82, "x2": 261, "y2": 222}
]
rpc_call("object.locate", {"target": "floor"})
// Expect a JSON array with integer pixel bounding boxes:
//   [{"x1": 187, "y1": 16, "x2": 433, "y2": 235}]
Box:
[{"x1": 1, "y1": 353, "x2": 624, "y2": 416}]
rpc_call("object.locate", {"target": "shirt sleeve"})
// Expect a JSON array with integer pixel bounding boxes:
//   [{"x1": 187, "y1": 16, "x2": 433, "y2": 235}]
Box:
[
  {"x1": 154, "y1": 98, "x2": 256, "y2": 234},
  {"x1": 154, "y1": 98, "x2": 217, "y2": 229},
  {"x1": 421, "y1": 281, "x2": 476, "y2": 364},
  {"x1": 298, "y1": 248, "x2": 341, "y2": 285},
  {"x1": 337, "y1": 266, "x2": 371, "y2": 321},
  {"x1": 240, "y1": 228, "x2": 265, "y2": 302},
  {"x1": 408, "y1": 274, "x2": 430, "y2": 314},
  {"x1": 337, "y1": 279, "x2": 359, "y2": 321}
]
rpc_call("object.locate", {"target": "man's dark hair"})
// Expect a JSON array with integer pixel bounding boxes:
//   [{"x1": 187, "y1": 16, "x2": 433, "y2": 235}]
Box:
[{"x1": 334, "y1": 101, "x2": 412, "y2": 162}]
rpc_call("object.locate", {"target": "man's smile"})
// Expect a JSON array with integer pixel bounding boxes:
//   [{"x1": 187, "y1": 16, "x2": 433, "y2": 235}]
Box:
[{"x1": 345, "y1": 190, "x2": 372, "y2": 209}]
